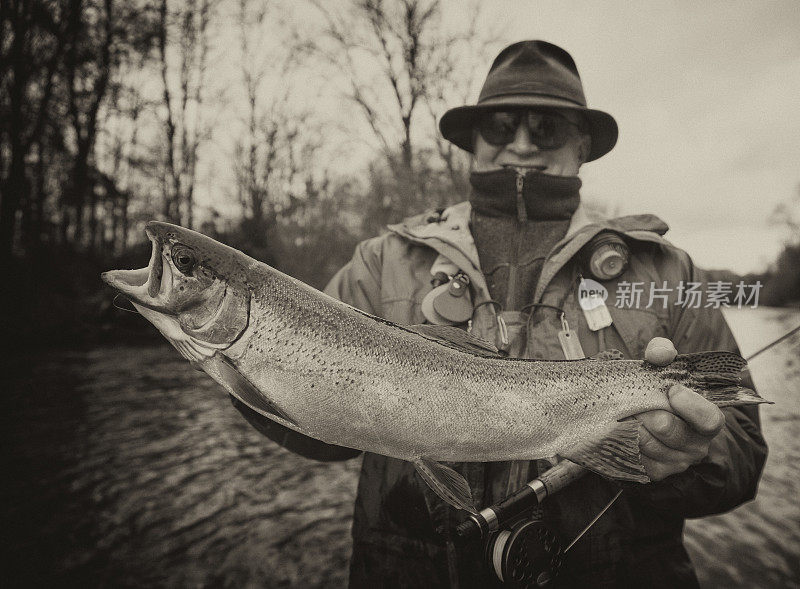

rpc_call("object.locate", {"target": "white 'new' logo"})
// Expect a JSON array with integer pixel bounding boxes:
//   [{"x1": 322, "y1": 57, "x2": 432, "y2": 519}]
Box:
[{"x1": 578, "y1": 278, "x2": 608, "y2": 310}]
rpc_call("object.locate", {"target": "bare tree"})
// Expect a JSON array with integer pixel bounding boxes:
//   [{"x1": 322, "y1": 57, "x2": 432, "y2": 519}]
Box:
[
  {"x1": 422, "y1": 3, "x2": 501, "y2": 196},
  {"x1": 156, "y1": 0, "x2": 214, "y2": 227},
  {"x1": 95, "y1": 71, "x2": 150, "y2": 252},
  {"x1": 61, "y1": 0, "x2": 118, "y2": 249},
  {"x1": 0, "y1": 0, "x2": 69, "y2": 261},
  {"x1": 311, "y1": 0, "x2": 438, "y2": 176},
  {"x1": 309, "y1": 0, "x2": 497, "y2": 184},
  {"x1": 230, "y1": 0, "x2": 325, "y2": 265}
]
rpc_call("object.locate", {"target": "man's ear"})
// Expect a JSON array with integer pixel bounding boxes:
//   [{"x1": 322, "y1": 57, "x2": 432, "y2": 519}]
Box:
[{"x1": 579, "y1": 134, "x2": 592, "y2": 164}]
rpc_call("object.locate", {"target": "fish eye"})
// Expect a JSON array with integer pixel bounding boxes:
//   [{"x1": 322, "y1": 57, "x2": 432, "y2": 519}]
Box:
[{"x1": 171, "y1": 245, "x2": 196, "y2": 274}]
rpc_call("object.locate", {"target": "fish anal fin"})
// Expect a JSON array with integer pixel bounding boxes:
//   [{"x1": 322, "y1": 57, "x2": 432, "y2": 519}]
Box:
[
  {"x1": 211, "y1": 354, "x2": 299, "y2": 428},
  {"x1": 561, "y1": 419, "x2": 650, "y2": 484},
  {"x1": 406, "y1": 324, "x2": 501, "y2": 357},
  {"x1": 591, "y1": 349, "x2": 625, "y2": 361},
  {"x1": 414, "y1": 458, "x2": 477, "y2": 513}
]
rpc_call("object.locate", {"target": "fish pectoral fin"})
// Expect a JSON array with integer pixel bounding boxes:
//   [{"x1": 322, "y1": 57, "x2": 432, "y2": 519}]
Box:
[
  {"x1": 414, "y1": 458, "x2": 477, "y2": 513},
  {"x1": 590, "y1": 349, "x2": 625, "y2": 361},
  {"x1": 414, "y1": 458, "x2": 478, "y2": 513},
  {"x1": 560, "y1": 419, "x2": 650, "y2": 484},
  {"x1": 406, "y1": 324, "x2": 502, "y2": 358},
  {"x1": 212, "y1": 354, "x2": 299, "y2": 428}
]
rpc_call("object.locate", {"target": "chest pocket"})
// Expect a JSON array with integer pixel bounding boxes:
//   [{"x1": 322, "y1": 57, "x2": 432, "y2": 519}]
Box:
[
  {"x1": 606, "y1": 306, "x2": 667, "y2": 359},
  {"x1": 379, "y1": 245, "x2": 436, "y2": 324}
]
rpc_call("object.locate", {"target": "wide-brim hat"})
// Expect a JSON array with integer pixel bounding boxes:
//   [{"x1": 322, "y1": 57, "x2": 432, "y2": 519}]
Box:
[{"x1": 439, "y1": 40, "x2": 618, "y2": 162}]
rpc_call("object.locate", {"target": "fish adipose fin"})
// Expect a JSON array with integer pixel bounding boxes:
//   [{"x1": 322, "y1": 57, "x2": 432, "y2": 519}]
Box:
[
  {"x1": 406, "y1": 324, "x2": 502, "y2": 358},
  {"x1": 674, "y1": 351, "x2": 769, "y2": 407},
  {"x1": 561, "y1": 419, "x2": 650, "y2": 484},
  {"x1": 414, "y1": 458, "x2": 477, "y2": 513},
  {"x1": 591, "y1": 349, "x2": 625, "y2": 361},
  {"x1": 212, "y1": 354, "x2": 299, "y2": 427}
]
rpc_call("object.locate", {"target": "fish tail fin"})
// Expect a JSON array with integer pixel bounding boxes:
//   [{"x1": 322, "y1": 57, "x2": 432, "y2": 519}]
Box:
[{"x1": 674, "y1": 352, "x2": 769, "y2": 407}]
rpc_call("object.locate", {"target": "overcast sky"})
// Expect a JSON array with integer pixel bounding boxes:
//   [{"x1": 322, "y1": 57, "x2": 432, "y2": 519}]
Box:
[{"x1": 202, "y1": 0, "x2": 799, "y2": 274}]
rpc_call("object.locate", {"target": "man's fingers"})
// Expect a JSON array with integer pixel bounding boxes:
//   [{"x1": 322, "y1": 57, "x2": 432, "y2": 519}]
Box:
[
  {"x1": 644, "y1": 337, "x2": 677, "y2": 366},
  {"x1": 667, "y1": 384, "x2": 725, "y2": 436},
  {"x1": 638, "y1": 421, "x2": 703, "y2": 463},
  {"x1": 635, "y1": 379, "x2": 724, "y2": 481},
  {"x1": 641, "y1": 455, "x2": 692, "y2": 482},
  {"x1": 637, "y1": 409, "x2": 700, "y2": 451}
]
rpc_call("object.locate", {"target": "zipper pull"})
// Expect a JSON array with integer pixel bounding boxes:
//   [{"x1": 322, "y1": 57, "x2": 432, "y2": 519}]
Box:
[
  {"x1": 557, "y1": 312, "x2": 585, "y2": 360},
  {"x1": 515, "y1": 172, "x2": 527, "y2": 223}
]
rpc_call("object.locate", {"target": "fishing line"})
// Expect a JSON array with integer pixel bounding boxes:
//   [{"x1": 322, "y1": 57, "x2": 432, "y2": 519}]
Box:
[
  {"x1": 744, "y1": 323, "x2": 800, "y2": 362},
  {"x1": 113, "y1": 293, "x2": 140, "y2": 314},
  {"x1": 563, "y1": 488, "x2": 623, "y2": 553}
]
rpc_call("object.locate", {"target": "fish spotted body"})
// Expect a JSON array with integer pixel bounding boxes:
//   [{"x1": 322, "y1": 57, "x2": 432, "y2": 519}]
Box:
[{"x1": 102, "y1": 222, "x2": 767, "y2": 510}]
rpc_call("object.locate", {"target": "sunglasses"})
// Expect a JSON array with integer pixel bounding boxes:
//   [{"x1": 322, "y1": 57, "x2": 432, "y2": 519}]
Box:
[{"x1": 477, "y1": 110, "x2": 582, "y2": 149}]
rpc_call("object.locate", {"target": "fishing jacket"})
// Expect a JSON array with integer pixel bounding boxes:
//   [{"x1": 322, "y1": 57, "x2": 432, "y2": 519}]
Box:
[{"x1": 235, "y1": 201, "x2": 767, "y2": 588}]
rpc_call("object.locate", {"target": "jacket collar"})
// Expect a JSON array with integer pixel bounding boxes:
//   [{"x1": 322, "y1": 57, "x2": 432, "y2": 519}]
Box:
[
  {"x1": 390, "y1": 201, "x2": 670, "y2": 253},
  {"x1": 388, "y1": 201, "x2": 672, "y2": 303}
]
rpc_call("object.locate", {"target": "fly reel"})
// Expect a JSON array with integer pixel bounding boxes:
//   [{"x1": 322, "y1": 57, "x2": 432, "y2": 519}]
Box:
[{"x1": 483, "y1": 519, "x2": 563, "y2": 588}]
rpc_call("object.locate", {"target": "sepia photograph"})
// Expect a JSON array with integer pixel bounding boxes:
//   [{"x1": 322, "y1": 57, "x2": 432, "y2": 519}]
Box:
[{"x1": 2, "y1": 1, "x2": 799, "y2": 587}]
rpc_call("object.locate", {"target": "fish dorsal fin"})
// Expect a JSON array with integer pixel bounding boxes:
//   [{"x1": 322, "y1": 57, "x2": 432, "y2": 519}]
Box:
[
  {"x1": 591, "y1": 349, "x2": 625, "y2": 361},
  {"x1": 211, "y1": 354, "x2": 299, "y2": 428},
  {"x1": 414, "y1": 458, "x2": 477, "y2": 513},
  {"x1": 560, "y1": 419, "x2": 650, "y2": 483},
  {"x1": 406, "y1": 324, "x2": 502, "y2": 357}
]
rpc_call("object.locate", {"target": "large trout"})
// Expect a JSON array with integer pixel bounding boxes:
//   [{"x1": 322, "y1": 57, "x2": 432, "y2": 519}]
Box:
[{"x1": 102, "y1": 221, "x2": 766, "y2": 511}]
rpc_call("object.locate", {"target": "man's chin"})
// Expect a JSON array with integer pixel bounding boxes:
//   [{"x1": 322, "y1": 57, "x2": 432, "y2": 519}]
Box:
[{"x1": 475, "y1": 164, "x2": 548, "y2": 173}]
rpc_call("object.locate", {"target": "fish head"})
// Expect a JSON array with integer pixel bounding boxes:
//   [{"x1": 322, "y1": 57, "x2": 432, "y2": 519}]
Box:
[{"x1": 102, "y1": 221, "x2": 252, "y2": 359}]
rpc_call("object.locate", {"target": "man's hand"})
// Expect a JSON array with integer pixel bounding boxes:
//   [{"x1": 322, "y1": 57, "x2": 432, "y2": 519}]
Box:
[{"x1": 636, "y1": 338, "x2": 726, "y2": 481}]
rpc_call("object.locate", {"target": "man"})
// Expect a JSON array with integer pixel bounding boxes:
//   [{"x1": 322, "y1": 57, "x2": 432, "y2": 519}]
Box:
[{"x1": 234, "y1": 41, "x2": 767, "y2": 587}]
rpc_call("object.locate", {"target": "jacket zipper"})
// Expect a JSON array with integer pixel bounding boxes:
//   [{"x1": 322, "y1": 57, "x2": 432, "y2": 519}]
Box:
[
  {"x1": 506, "y1": 171, "x2": 527, "y2": 310},
  {"x1": 514, "y1": 172, "x2": 527, "y2": 224}
]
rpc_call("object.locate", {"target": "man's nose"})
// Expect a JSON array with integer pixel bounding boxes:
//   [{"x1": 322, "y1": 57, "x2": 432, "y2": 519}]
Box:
[{"x1": 506, "y1": 122, "x2": 539, "y2": 155}]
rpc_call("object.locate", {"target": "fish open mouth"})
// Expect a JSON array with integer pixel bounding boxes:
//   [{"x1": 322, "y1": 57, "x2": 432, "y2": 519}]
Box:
[{"x1": 101, "y1": 229, "x2": 172, "y2": 309}]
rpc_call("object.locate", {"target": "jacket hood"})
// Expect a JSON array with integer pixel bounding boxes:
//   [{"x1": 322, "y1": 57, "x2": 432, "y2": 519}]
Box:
[{"x1": 389, "y1": 202, "x2": 670, "y2": 262}]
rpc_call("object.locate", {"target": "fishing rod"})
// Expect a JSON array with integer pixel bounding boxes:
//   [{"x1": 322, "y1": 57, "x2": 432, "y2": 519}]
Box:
[
  {"x1": 744, "y1": 323, "x2": 800, "y2": 362},
  {"x1": 455, "y1": 460, "x2": 585, "y2": 542},
  {"x1": 454, "y1": 459, "x2": 594, "y2": 586}
]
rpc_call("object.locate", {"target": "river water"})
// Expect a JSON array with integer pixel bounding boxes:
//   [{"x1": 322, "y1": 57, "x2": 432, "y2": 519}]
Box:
[{"x1": 3, "y1": 308, "x2": 798, "y2": 587}]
